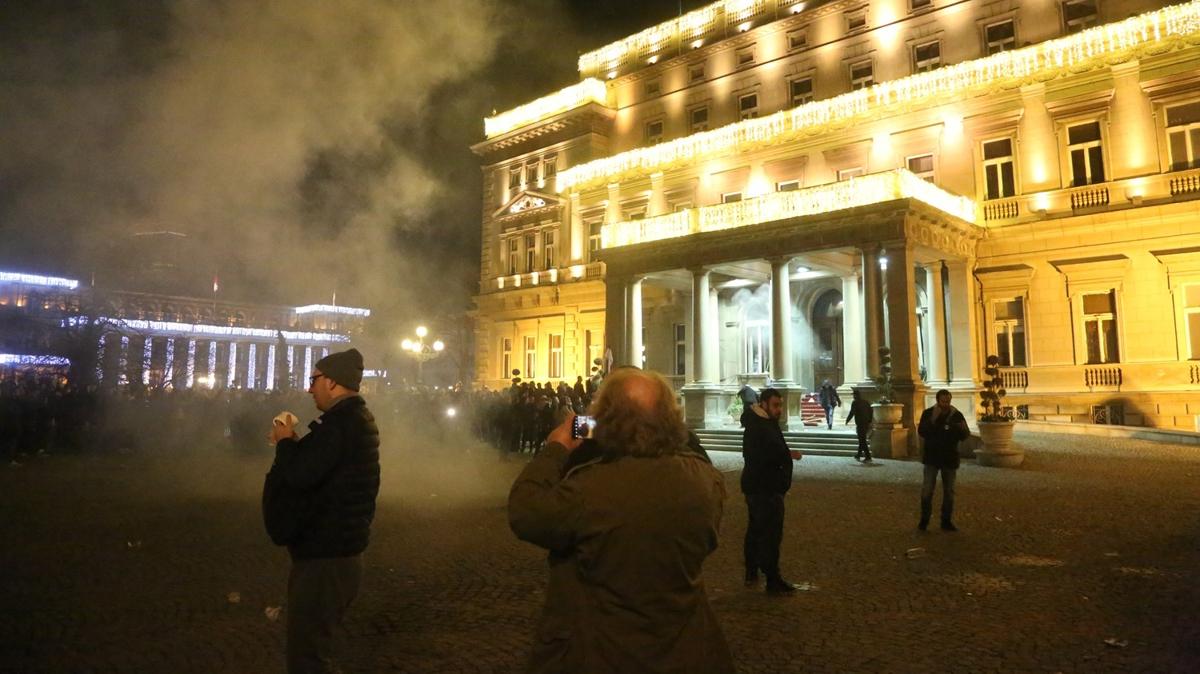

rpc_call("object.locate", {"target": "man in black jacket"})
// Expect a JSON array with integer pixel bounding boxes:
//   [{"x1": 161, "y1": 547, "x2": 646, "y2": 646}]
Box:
[
  {"x1": 917, "y1": 389, "x2": 970, "y2": 532},
  {"x1": 266, "y1": 348, "x2": 381, "y2": 673},
  {"x1": 845, "y1": 388, "x2": 873, "y2": 462},
  {"x1": 741, "y1": 388, "x2": 800, "y2": 595}
]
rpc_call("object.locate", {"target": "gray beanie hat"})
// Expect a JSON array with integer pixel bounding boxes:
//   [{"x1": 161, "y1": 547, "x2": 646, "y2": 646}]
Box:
[{"x1": 315, "y1": 348, "x2": 364, "y2": 391}]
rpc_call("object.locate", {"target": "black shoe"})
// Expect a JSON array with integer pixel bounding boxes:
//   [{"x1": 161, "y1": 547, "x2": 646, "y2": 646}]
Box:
[
  {"x1": 941, "y1": 521, "x2": 958, "y2": 532},
  {"x1": 854, "y1": 454, "x2": 862, "y2": 462},
  {"x1": 744, "y1": 572, "x2": 759, "y2": 587},
  {"x1": 766, "y1": 580, "x2": 799, "y2": 595},
  {"x1": 918, "y1": 518, "x2": 929, "y2": 531}
]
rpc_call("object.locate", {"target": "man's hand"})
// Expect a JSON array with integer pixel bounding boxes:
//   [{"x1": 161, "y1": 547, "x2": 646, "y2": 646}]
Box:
[
  {"x1": 268, "y1": 421, "x2": 298, "y2": 445},
  {"x1": 546, "y1": 412, "x2": 584, "y2": 452},
  {"x1": 790, "y1": 449, "x2": 803, "y2": 461}
]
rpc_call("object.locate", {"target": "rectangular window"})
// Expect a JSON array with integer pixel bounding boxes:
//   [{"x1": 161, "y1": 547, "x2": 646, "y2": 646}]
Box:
[
  {"x1": 738, "y1": 92, "x2": 759, "y2": 120},
  {"x1": 688, "y1": 63, "x2": 706, "y2": 83},
  {"x1": 911, "y1": 0, "x2": 932, "y2": 11},
  {"x1": 508, "y1": 167, "x2": 521, "y2": 190},
  {"x1": 787, "y1": 29, "x2": 807, "y2": 51},
  {"x1": 644, "y1": 78, "x2": 661, "y2": 97},
  {"x1": 1186, "y1": 284, "x2": 1200, "y2": 359},
  {"x1": 982, "y1": 138, "x2": 1016, "y2": 199},
  {"x1": 507, "y1": 237, "x2": 519, "y2": 275},
  {"x1": 625, "y1": 207, "x2": 646, "y2": 221},
  {"x1": 525, "y1": 162, "x2": 539, "y2": 185},
  {"x1": 838, "y1": 167, "x2": 865, "y2": 180},
  {"x1": 1166, "y1": 101, "x2": 1200, "y2": 171},
  {"x1": 907, "y1": 153, "x2": 935, "y2": 181},
  {"x1": 673, "y1": 323, "x2": 687, "y2": 376},
  {"x1": 501, "y1": 338, "x2": 512, "y2": 378},
  {"x1": 913, "y1": 41, "x2": 941, "y2": 73},
  {"x1": 790, "y1": 77, "x2": 813, "y2": 106},
  {"x1": 645, "y1": 119, "x2": 664, "y2": 144},
  {"x1": 850, "y1": 61, "x2": 874, "y2": 90},
  {"x1": 993, "y1": 297, "x2": 1027, "y2": 367},
  {"x1": 587, "y1": 221, "x2": 602, "y2": 261},
  {"x1": 543, "y1": 155, "x2": 557, "y2": 181},
  {"x1": 543, "y1": 229, "x2": 557, "y2": 269},
  {"x1": 846, "y1": 10, "x2": 867, "y2": 32},
  {"x1": 689, "y1": 106, "x2": 710, "y2": 133},
  {"x1": 1063, "y1": 0, "x2": 1098, "y2": 34},
  {"x1": 736, "y1": 46, "x2": 756, "y2": 68},
  {"x1": 722, "y1": 191, "x2": 743, "y2": 203},
  {"x1": 586, "y1": 330, "x2": 601, "y2": 374},
  {"x1": 1067, "y1": 121, "x2": 1105, "y2": 186},
  {"x1": 525, "y1": 232, "x2": 537, "y2": 272},
  {"x1": 548, "y1": 334, "x2": 563, "y2": 379},
  {"x1": 523, "y1": 336, "x2": 537, "y2": 379},
  {"x1": 777, "y1": 180, "x2": 801, "y2": 192},
  {"x1": 985, "y1": 19, "x2": 1016, "y2": 55},
  {"x1": 1082, "y1": 291, "x2": 1119, "y2": 364}
]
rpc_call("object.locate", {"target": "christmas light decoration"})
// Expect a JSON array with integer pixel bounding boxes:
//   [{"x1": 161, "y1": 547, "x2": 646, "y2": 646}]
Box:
[
  {"x1": 62, "y1": 317, "x2": 351, "y2": 344},
  {"x1": 208, "y1": 341, "x2": 218, "y2": 387},
  {"x1": 0, "y1": 354, "x2": 71, "y2": 366},
  {"x1": 600, "y1": 168, "x2": 976, "y2": 248},
  {"x1": 247, "y1": 343, "x2": 258, "y2": 388},
  {"x1": 484, "y1": 79, "x2": 610, "y2": 138},
  {"x1": 228, "y1": 343, "x2": 237, "y2": 388},
  {"x1": 559, "y1": 2, "x2": 1200, "y2": 193},
  {"x1": 186, "y1": 340, "x2": 196, "y2": 388},
  {"x1": 293, "y1": 305, "x2": 371, "y2": 317},
  {"x1": 0, "y1": 270, "x2": 79, "y2": 290},
  {"x1": 266, "y1": 344, "x2": 276, "y2": 390}
]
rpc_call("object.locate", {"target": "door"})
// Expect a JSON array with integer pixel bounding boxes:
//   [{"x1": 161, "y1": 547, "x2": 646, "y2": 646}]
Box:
[{"x1": 811, "y1": 289, "x2": 844, "y2": 386}]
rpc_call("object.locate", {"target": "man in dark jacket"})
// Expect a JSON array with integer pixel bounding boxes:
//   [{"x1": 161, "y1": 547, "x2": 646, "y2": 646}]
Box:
[
  {"x1": 917, "y1": 389, "x2": 970, "y2": 532},
  {"x1": 818, "y1": 379, "x2": 841, "y2": 430},
  {"x1": 741, "y1": 388, "x2": 800, "y2": 595},
  {"x1": 266, "y1": 348, "x2": 381, "y2": 673},
  {"x1": 845, "y1": 388, "x2": 874, "y2": 462}
]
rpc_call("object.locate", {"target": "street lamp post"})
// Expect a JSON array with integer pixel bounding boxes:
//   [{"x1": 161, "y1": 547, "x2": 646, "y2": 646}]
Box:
[{"x1": 400, "y1": 325, "x2": 444, "y2": 385}]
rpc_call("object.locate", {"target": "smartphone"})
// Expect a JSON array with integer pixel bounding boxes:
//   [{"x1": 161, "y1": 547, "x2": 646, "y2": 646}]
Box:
[{"x1": 571, "y1": 415, "x2": 597, "y2": 440}]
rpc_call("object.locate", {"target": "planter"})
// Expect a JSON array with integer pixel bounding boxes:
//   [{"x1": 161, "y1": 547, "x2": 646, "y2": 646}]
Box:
[
  {"x1": 871, "y1": 402, "x2": 904, "y2": 425},
  {"x1": 976, "y1": 421, "x2": 1022, "y2": 467}
]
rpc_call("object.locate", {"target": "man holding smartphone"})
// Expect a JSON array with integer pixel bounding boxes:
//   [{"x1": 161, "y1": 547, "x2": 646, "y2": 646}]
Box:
[
  {"x1": 917, "y1": 389, "x2": 970, "y2": 531},
  {"x1": 740, "y1": 388, "x2": 801, "y2": 595}
]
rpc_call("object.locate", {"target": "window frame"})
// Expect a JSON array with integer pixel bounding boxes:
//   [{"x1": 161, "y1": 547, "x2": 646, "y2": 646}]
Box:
[
  {"x1": 984, "y1": 19, "x2": 1016, "y2": 55},
  {"x1": 1184, "y1": 284, "x2": 1200, "y2": 360},
  {"x1": 1164, "y1": 99, "x2": 1200, "y2": 172},
  {"x1": 845, "y1": 9, "x2": 868, "y2": 33},
  {"x1": 1062, "y1": 0, "x2": 1098, "y2": 34},
  {"x1": 913, "y1": 40, "x2": 941, "y2": 73},
  {"x1": 543, "y1": 228, "x2": 557, "y2": 270},
  {"x1": 1080, "y1": 290, "x2": 1120, "y2": 364},
  {"x1": 688, "y1": 62, "x2": 706, "y2": 83},
  {"x1": 508, "y1": 166, "x2": 521, "y2": 190},
  {"x1": 644, "y1": 77, "x2": 661, "y2": 97},
  {"x1": 849, "y1": 60, "x2": 874, "y2": 91},
  {"x1": 910, "y1": 0, "x2": 933, "y2": 12},
  {"x1": 777, "y1": 179, "x2": 802, "y2": 192},
  {"x1": 981, "y1": 136, "x2": 1018, "y2": 200},
  {"x1": 738, "y1": 92, "x2": 760, "y2": 120},
  {"x1": 507, "y1": 237, "x2": 520, "y2": 275},
  {"x1": 500, "y1": 338, "x2": 512, "y2": 378},
  {"x1": 906, "y1": 153, "x2": 936, "y2": 181},
  {"x1": 838, "y1": 167, "x2": 865, "y2": 181},
  {"x1": 673, "y1": 323, "x2": 687, "y2": 376},
  {"x1": 1065, "y1": 120, "x2": 1107, "y2": 187},
  {"x1": 689, "y1": 105, "x2": 710, "y2": 133},
  {"x1": 524, "y1": 232, "x2": 538, "y2": 272},
  {"x1": 991, "y1": 297, "x2": 1028, "y2": 367},
  {"x1": 645, "y1": 118, "x2": 665, "y2": 144},
  {"x1": 721, "y1": 191, "x2": 743, "y2": 204},
  {"x1": 586, "y1": 220, "x2": 603, "y2": 261},
  {"x1": 789, "y1": 76, "x2": 814, "y2": 107},
  {"x1": 787, "y1": 29, "x2": 808, "y2": 51},
  {"x1": 548, "y1": 333, "x2": 563, "y2": 379},
  {"x1": 523, "y1": 335, "x2": 537, "y2": 380},
  {"x1": 736, "y1": 45, "x2": 756, "y2": 68}
]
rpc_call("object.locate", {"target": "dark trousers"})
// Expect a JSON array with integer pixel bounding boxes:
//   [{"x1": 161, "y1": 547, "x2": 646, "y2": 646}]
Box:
[
  {"x1": 920, "y1": 465, "x2": 957, "y2": 523},
  {"x1": 287, "y1": 556, "x2": 363, "y2": 674},
  {"x1": 822, "y1": 405, "x2": 835, "y2": 429},
  {"x1": 744, "y1": 493, "x2": 785, "y2": 581},
  {"x1": 855, "y1": 425, "x2": 871, "y2": 459}
]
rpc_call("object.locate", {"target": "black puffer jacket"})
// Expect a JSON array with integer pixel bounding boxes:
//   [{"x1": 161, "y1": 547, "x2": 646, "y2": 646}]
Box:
[
  {"x1": 917, "y1": 404, "x2": 970, "y2": 469},
  {"x1": 269, "y1": 395, "x2": 381, "y2": 560},
  {"x1": 740, "y1": 404, "x2": 793, "y2": 495}
]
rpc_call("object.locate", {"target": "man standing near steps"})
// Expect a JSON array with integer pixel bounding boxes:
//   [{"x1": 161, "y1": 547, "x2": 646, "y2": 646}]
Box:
[
  {"x1": 845, "y1": 388, "x2": 874, "y2": 462},
  {"x1": 741, "y1": 388, "x2": 801, "y2": 595},
  {"x1": 917, "y1": 389, "x2": 970, "y2": 532}
]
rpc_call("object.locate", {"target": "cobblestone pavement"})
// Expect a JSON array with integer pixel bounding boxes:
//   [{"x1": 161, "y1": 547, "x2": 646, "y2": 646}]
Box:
[{"x1": 2, "y1": 430, "x2": 1198, "y2": 673}]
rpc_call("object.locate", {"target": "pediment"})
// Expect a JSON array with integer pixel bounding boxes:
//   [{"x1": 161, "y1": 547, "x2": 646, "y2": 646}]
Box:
[{"x1": 494, "y1": 191, "x2": 562, "y2": 219}]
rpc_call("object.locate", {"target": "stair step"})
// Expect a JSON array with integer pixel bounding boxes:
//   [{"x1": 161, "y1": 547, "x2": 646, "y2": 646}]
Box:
[{"x1": 693, "y1": 428, "x2": 860, "y2": 457}]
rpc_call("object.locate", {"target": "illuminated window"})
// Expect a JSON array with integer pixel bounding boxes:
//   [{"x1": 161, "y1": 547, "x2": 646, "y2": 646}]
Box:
[
  {"x1": 645, "y1": 119, "x2": 664, "y2": 144},
  {"x1": 525, "y1": 232, "x2": 538, "y2": 271},
  {"x1": 789, "y1": 77, "x2": 813, "y2": 106},
  {"x1": 1067, "y1": 121, "x2": 1105, "y2": 187},
  {"x1": 907, "y1": 154, "x2": 935, "y2": 181},
  {"x1": 1062, "y1": 0, "x2": 1098, "y2": 34},
  {"x1": 524, "y1": 335, "x2": 537, "y2": 379},
  {"x1": 673, "y1": 323, "x2": 687, "y2": 376},
  {"x1": 985, "y1": 19, "x2": 1016, "y2": 55},
  {"x1": 624, "y1": 206, "x2": 646, "y2": 221},
  {"x1": 992, "y1": 297, "x2": 1027, "y2": 366},
  {"x1": 1081, "y1": 291, "x2": 1119, "y2": 364},
  {"x1": 586, "y1": 330, "x2": 601, "y2": 372},
  {"x1": 777, "y1": 180, "x2": 801, "y2": 192},
  {"x1": 850, "y1": 61, "x2": 874, "y2": 91},
  {"x1": 507, "y1": 237, "x2": 519, "y2": 275},
  {"x1": 644, "y1": 78, "x2": 661, "y2": 97},
  {"x1": 508, "y1": 167, "x2": 521, "y2": 190},
  {"x1": 744, "y1": 320, "x2": 770, "y2": 373},
  {"x1": 982, "y1": 138, "x2": 1017, "y2": 199},
  {"x1": 911, "y1": 0, "x2": 932, "y2": 11},
  {"x1": 587, "y1": 221, "x2": 602, "y2": 260},
  {"x1": 722, "y1": 191, "x2": 743, "y2": 204},
  {"x1": 838, "y1": 167, "x2": 865, "y2": 180},
  {"x1": 738, "y1": 92, "x2": 759, "y2": 120},
  {"x1": 543, "y1": 229, "x2": 557, "y2": 269},
  {"x1": 913, "y1": 41, "x2": 941, "y2": 73},
  {"x1": 1166, "y1": 101, "x2": 1200, "y2": 171},
  {"x1": 846, "y1": 9, "x2": 867, "y2": 32},
  {"x1": 548, "y1": 334, "x2": 563, "y2": 378},
  {"x1": 736, "y1": 46, "x2": 756, "y2": 68},
  {"x1": 688, "y1": 62, "x2": 706, "y2": 83},
  {"x1": 787, "y1": 29, "x2": 807, "y2": 51},
  {"x1": 1185, "y1": 285, "x2": 1200, "y2": 359},
  {"x1": 525, "y1": 162, "x2": 539, "y2": 185},
  {"x1": 543, "y1": 155, "x2": 557, "y2": 181},
  {"x1": 689, "y1": 106, "x2": 710, "y2": 133},
  {"x1": 501, "y1": 338, "x2": 512, "y2": 378}
]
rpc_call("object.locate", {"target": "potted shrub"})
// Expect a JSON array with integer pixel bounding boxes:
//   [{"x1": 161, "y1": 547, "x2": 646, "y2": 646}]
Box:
[
  {"x1": 871, "y1": 346, "x2": 904, "y2": 424},
  {"x1": 976, "y1": 355, "x2": 1022, "y2": 467}
]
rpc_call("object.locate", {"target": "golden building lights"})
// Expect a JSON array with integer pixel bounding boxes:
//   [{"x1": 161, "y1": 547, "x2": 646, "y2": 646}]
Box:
[{"x1": 483, "y1": 78, "x2": 609, "y2": 138}]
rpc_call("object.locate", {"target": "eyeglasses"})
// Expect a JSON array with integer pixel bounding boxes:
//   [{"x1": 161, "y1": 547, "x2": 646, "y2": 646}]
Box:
[{"x1": 309, "y1": 374, "x2": 325, "y2": 386}]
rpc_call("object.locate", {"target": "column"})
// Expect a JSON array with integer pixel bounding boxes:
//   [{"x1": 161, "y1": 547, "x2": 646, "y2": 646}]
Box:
[
  {"x1": 770, "y1": 257, "x2": 795, "y2": 383},
  {"x1": 604, "y1": 277, "x2": 627, "y2": 368},
  {"x1": 142, "y1": 337, "x2": 153, "y2": 386},
  {"x1": 118, "y1": 335, "x2": 130, "y2": 386},
  {"x1": 266, "y1": 343, "x2": 277, "y2": 391},
  {"x1": 1109, "y1": 60, "x2": 1158, "y2": 180},
  {"x1": 569, "y1": 192, "x2": 585, "y2": 262},
  {"x1": 625, "y1": 278, "x2": 643, "y2": 368},
  {"x1": 227, "y1": 342, "x2": 238, "y2": 388},
  {"x1": 842, "y1": 271, "x2": 865, "y2": 384},
  {"x1": 1017, "y1": 83, "x2": 1061, "y2": 192},
  {"x1": 862, "y1": 246, "x2": 884, "y2": 377},
  {"x1": 946, "y1": 259, "x2": 979, "y2": 385},
  {"x1": 185, "y1": 339, "x2": 196, "y2": 388},
  {"x1": 691, "y1": 268, "x2": 714, "y2": 383},
  {"x1": 605, "y1": 183, "x2": 622, "y2": 224},
  {"x1": 883, "y1": 244, "x2": 920, "y2": 383},
  {"x1": 924, "y1": 261, "x2": 948, "y2": 385},
  {"x1": 649, "y1": 172, "x2": 668, "y2": 217}
]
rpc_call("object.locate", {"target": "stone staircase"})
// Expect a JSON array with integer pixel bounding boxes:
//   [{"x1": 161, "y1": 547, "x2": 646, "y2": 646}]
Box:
[{"x1": 693, "y1": 427, "x2": 861, "y2": 457}]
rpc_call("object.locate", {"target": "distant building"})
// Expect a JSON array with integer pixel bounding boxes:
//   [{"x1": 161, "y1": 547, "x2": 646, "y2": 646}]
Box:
[
  {"x1": 0, "y1": 268, "x2": 370, "y2": 391},
  {"x1": 474, "y1": 0, "x2": 1200, "y2": 431}
]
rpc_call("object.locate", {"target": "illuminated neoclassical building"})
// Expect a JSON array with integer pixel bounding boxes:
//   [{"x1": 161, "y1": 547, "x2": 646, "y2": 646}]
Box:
[{"x1": 473, "y1": 0, "x2": 1200, "y2": 433}]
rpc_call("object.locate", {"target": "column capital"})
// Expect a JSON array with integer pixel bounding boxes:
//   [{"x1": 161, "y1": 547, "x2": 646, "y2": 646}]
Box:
[
  {"x1": 922, "y1": 259, "x2": 946, "y2": 273},
  {"x1": 767, "y1": 255, "x2": 795, "y2": 267}
]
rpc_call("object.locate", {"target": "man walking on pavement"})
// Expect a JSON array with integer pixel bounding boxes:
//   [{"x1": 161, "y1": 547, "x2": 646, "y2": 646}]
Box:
[
  {"x1": 817, "y1": 379, "x2": 841, "y2": 430},
  {"x1": 741, "y1": 388, "x2": 801, "y2": 595},
  {"x1": 264, "y1": 348, "x2": 381, "y2": 673},
  {"x1": 845, "y1": 388, "x2": 874, "y2": 462},
  {"x1": 917, "y1": 389, "x2": 970, "y2": 532}
]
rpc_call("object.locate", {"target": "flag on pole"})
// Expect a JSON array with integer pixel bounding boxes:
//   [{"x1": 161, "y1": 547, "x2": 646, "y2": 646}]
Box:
[{"x1": 212, "y1": 274, "x2": 220, "y2": 294}]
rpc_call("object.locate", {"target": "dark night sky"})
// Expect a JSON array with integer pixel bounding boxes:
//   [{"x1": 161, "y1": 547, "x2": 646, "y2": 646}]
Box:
[{"x1": 0, "y1": 0, "x2": 711, "y2": 326}]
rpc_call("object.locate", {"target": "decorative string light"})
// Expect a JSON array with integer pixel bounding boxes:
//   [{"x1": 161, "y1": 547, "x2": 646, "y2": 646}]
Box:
[
  {"x1": 560, "y1": 2, "x2": 1200, "y2": 193},
  {"x1": 0, "y1": 354, "x2": 71, "y2": 366},
  {"x1": 62, "y1": 317, "x2": 351, "y2": 344},
  {"x1": 484, "y1": 79, "x2": 609, "y2": 138},
  {"x1": 0, "y1": 270, "x2": 79, "y2": 290},
  {"x1": 294, "y1": 304, "x2": 371, "y2": 317},
  {"x1": 601, "y1": 168, "x2": 976, "y2": 248}
]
